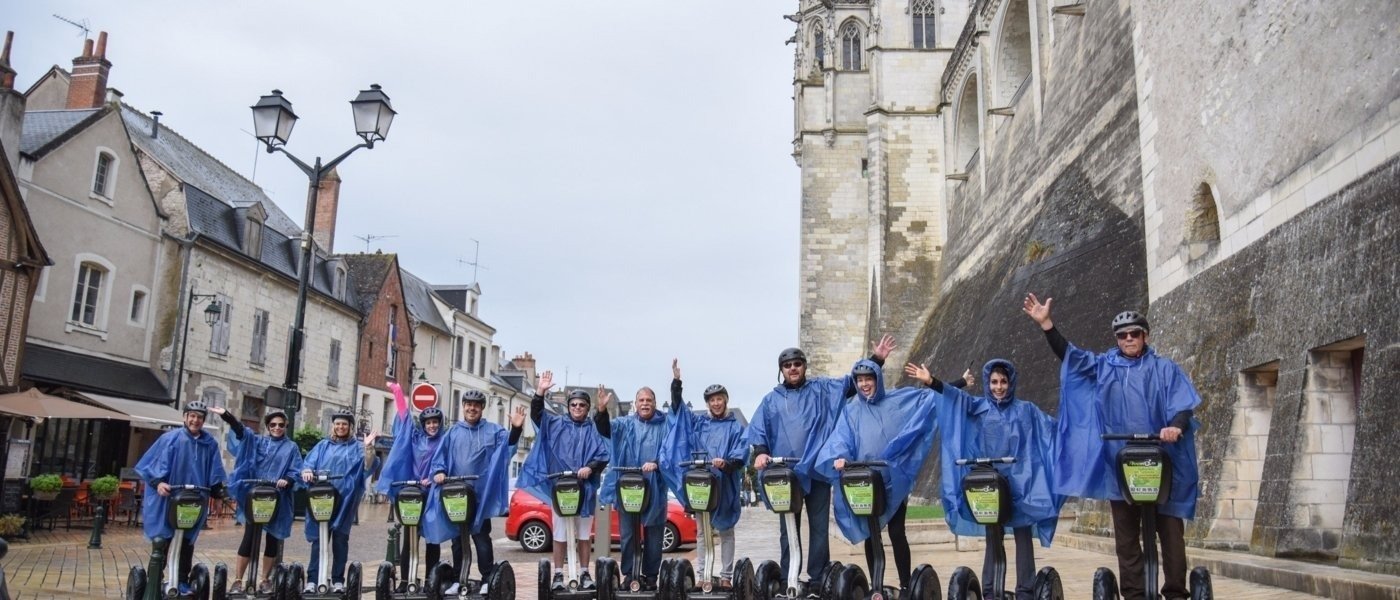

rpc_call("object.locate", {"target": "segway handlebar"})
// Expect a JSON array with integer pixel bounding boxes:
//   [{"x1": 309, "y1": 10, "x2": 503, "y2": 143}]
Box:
[
  {"x1": 439, "y1": 475, "x2": 479, "y2": 482},
  {"x1": 954, "y1": 457, "x2": 1016, "y2": 466},
  {"x1": 1101, "y1": 433, "x2": 1162, "y2": 441},
  {"x1": 236, "y1": 478, "x2": 281, "y2": 486},
  {"x1": 765, "y1": 456, "x2": 801, "y2": 467},
  {"x1": 546, "y1": 470, "x2": 577, "y2": 479},
  {"x1": 169, "y1": 484, "x2": 213, "y2": 491},
  {"x1": 388, "y1": 480, "x2": 425, "y2": 488},
  {"x1": 843, "y1": 460, "x2": 889, "y2": 468},
  {"x1": 612, "y1": 466, "x2": 645, "y2": 473},
  {"x1": 304, "y1": 471, "x2": 346, "y2": 482}
]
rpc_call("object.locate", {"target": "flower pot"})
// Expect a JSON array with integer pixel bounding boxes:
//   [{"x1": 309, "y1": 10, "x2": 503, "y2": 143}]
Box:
[{"x1": 33, "y1": 490, "x2": 58, "y2": 501}]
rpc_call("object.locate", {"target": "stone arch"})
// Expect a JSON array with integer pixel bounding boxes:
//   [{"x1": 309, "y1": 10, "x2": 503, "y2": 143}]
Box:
[
  {"x1": 840, "y1": 19, "x2": 866, "y2": 71},
  {"x1": 953, "y1": 72, "x2": 981, "y2": 171},
  {"x1": 994, "y1": 0, "x2": 1033, "y2": 106},
  {"x1": 810, "y1": 19, "x2": 826, "y2": 71}
]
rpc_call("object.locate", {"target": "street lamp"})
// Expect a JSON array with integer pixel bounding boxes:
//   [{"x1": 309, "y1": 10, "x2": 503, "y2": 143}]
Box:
[
  {"x1": 174, "y1": 291, "x2": 222, "y2": 406},
  {"x1": 252, "y1": 85, "x2": 396, "y2": 432}
]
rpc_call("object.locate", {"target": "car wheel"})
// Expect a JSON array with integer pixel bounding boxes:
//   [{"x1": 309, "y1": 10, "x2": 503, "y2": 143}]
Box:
[
  {"x1": 521, "y1": 520, "x2": 551, "y2": 553},
  {"x1": 662, "y1": 522, "x2": 681, "y2": 553}
]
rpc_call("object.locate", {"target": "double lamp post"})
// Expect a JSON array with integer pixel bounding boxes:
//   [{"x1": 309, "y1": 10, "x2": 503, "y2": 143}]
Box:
[{"x1": 248, "y1": 84, "x2": 396, "y2": 432}]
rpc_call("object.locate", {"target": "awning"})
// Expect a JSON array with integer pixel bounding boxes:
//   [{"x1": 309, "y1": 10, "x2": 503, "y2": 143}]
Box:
[
  {"x1": 79, "y1": 393, "x2": 184, "y2": 430},
  {"x1": 0, "y1": 388, "x2": 131, "y2": 421}
]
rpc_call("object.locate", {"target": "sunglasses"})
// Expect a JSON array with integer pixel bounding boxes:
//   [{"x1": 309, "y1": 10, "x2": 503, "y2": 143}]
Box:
[
  {"x1": 267, "y1": 422, "x2": 286, "y2": 428},
  {"x1": 781, "y1": 361, "x2": 805, "y2": 369},
  {"x1": 1116, "y1": 330, "x2": 1145, "y2": 340},
  {"x1": 569, "y1": 402, "x2": 589, "y2": 408}
]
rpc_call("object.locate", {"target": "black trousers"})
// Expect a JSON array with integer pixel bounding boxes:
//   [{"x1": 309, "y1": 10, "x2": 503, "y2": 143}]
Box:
[
  {"x1": 237, "y1": 524, "x2": 281, "y2": 559},
  {"x1": 397, "y1": 533, "x2": 441, "y2": 583},
  {"x1": 981, "y1": 526, "x2": 1035, "y2": 600},
  {"x1": 861, "y1": 501, "x2": 912, "y2": 589},
  {"x1": 1110, "y1": 501, "x2": 1188, "y2": 600}
]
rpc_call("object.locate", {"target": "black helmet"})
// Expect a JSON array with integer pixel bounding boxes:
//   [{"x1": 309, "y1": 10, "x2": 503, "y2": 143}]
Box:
[
  {"x1": 702, "y1": 384, "x2": 728, "y2": 400},
  {"x1": 567, "y1": 389, "x2": 591, "y2": 403},
  {"x1": 852, "y1": 363, "x2": 878, "y2": 377},
  {"x1": 778, "y1": 347, "x2": 806, "y2": 367},
  {"x1": 461, "y1": 390, "x2": 487, "y2": 404},
  {"x1": 419, "y1": 407, "x2": 444, "y2": 427},
  {"x1": 1111, "y1": 311, "x2": 1150, "y2": 333},
  {"x1": 263, "y1": 409, "x2": 287, "y2": 426},
  {"x1": 330, "y1": 409, "x2": 355, "y2": 425},
  {"x1": 183, "y1": 401, "x2": 208, "y2": 417}
]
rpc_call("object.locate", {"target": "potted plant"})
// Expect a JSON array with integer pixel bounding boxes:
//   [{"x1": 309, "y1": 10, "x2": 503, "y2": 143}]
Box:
[
  {"x1": 28, "y1": 474, "x2": 63, "y2": 501},
  {"x1": 89, "y1": 475, "x2": 120, "y2": 500},
  {"x1": 292, "y1": 424, "x2": 325, "y2": 518},
  {"x1": 0, "y1": 513, "x2": 25, "y2": 538}
]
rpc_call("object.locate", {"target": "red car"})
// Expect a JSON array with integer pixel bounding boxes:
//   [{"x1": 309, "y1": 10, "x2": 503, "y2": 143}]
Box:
[{"x1": 505, "y1": 488, "x2": 697, "y2": 553}]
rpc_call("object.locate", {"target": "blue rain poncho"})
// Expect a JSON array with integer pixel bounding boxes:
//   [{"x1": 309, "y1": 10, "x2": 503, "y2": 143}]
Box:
[
  {"x1": 745, "y1": 371, "x2": 857, "y2": 493},
  {"x1": 224, "y1": 425, "x2": 302, "y2": 540},
  {"x1": 660, "y1": 381, "x2": 748, "y2": 532},
  {"x1": 935, "y1": 359, "x2": 1065, "y2": 547},
  {"x1": 599, "y1": 410, "x2": 670, "y2": 527},
  {"x1": 814, "y1": 360, "x2": 940, "y2": 544},
  {"x1": 421, "y1": 419, "x2": 516, "y2": 542},
  {"x1": 136, "y1": 427, "x2": 226, "y2": 543},
  {"x1": 1053, "y1": 344, "x2": 1202, "y2": 519},
  {"x1": 375, "y1": 383, "x2": 444, "y2": 499},
  {"x1": 517, "y1": 402, "x2": 610, "y2": 514},
  {"x1": 301, "y1": 436, "x2": 373, "y2": 538}
]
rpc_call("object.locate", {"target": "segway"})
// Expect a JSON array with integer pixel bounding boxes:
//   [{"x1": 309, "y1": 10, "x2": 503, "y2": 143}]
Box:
[
  {"x1": 125, "y1": 484, "x2": 214, "y2": 600},
  {"x1": 832, "y1": 460, "x2": 942, "y2": 600},
  {"x1": 663, "y1": 454, "x2": 756, "y2": 600},
  {"x1": 212, "y1": 479, "x2": 284, "y2": 599},
  {"x1": 1092, "y1": 434, "x2": 1212, "y2": 600},
  {"x1": 421, "y1": 475, "x2": 515, "y2": 600},
  {"x1": 282, "y1": 472, "x2": 364, "y2": 600},
  {"x1": 538, "y1": 470, "x2": 614, "y2": 600},
  {"x1": 751, "y1": 457, "x2": 842, "y2": 600},
  {"x1": 596, "y1": 466, "x2": 670, "y2": 600},
  {"x1": 373, "y1": 479, "x2": 434, "y2": 599},
  {"x1": 944, "y1": 457, "x2": 1061, "y2": 600}
]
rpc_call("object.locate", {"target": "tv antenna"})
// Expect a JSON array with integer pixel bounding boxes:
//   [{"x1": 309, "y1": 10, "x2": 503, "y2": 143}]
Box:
[
  {"x1": 354, "y1": 233, "x2": 397, "y2": 252},
  {"x1": 52, "y1": 14, "x2": 92, "y2": 40},
  {"x1": 456, "y1": 239, "x2": 488, "y2": 283}
]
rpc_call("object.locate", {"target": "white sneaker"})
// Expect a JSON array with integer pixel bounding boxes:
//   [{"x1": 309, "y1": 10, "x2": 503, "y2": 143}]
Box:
[
  {"x1": 304, "y1": 582, "x2": 317, "y2": 593},
  {"x1": 444, "y1": 583, "x2": 461, "y2": 595},
  {"x1": 331, "y1": 582, "x2": 346, "y2": 593}
]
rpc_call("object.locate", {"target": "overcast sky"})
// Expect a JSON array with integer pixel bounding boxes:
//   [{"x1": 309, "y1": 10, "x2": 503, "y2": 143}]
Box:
[{"x1": 7, "y1": 2, "x2": 804, "y2": 417}]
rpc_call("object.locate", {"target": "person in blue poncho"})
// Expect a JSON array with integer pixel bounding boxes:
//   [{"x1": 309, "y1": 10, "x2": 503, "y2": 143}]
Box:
[
  {"x1": 813, "y1": 359, "x2": 940, "y2": 593},
  {"x1": 134, "y1": 401, "x2": 227, "y2": 595},
  {"x1": 299, "y1": 409, "x2": 380, "y2": 594},
  {"x1": 213, "y1": 406, "x2": 302, "y2": 594},
  {"x1": 660, "y1": 360, "x2": 747, "y2": 588},
  {"x1": 425, "y1": 391, "x2": 526, "y2": 595},
  {"x1": 746, "y1": 335, "x2": 894, "y2": 585},
  {"x1": 905, "y1": 359, "x2": 1063, "y2": 600},
  {"x1": 1023, "y1": 293, "x2": 1201, "y2": 600},
  {"x1": 516, "y1": 370, "x2": 610, "y2": 591},
  {"x1": 375, "y1": 381, "x2": 446, "y2": 590},
  {"x1": 595, "y1": 378, "x2": 670, "y2": 590}
]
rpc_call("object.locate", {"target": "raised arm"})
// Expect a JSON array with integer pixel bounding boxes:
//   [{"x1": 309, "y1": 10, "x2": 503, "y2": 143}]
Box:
[
  {"x1": 211, "y1": 406, "x2": 246, "y2": 440},
  {"x1": 531, "y1": 370, "x2": 554, "y2": 425},
  {"x1": 508, "y1": 406, "x2": 526, "y2": 445},
  {"x1": 593, "y1": 385, "x2": 614, "y2": 438},
  {"x1": 389, "y1": 381, "x2": 408, "y2": 418},
  {"x1": 1024, "y1": 292, "x2": 1068, "y2": 360},
  {"x1": 670, "y1": 359, "x2": 684, "y2": 412}
]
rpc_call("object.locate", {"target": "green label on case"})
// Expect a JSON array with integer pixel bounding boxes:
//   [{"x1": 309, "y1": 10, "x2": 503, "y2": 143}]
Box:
[
  {"x1": 443, "y1": 494, "x2": 470, "y2": 523},
  {"x1": 251, "y1": 497, "x2": 277, "y2": 524},
  {"x1": 1124, "y1": 458, "x2": 1163, "y2": 503},
  {"x1": 686, "y1": 482, "x2": 712, "y2": 512},
  {"x1": 619, "y1": 484, "x2": 646, "y2": 514},
  {"x1": 309, "y1": 494, "x2": 336, "y2": 522},
  {"x1": 397, "y1": 496, "x2": 424, "y2": 526},
  {"x1": 765, "y1": 482, "x2": 792, "y2": 513},
  {"x1": 555, "y1": 489, "x2": 581, "y2": 516},
  {"x1": 175, "y1": 502, "x2": 202, "y2": 530},
  {"x1": 965, "y1": 485, "x2": 1001, "y2": 525},
  {"x1": 844, "y1": 481, "x2": 875, "y2": 516}
]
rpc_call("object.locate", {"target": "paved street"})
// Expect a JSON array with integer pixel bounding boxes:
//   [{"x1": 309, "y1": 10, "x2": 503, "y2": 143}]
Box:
[{"x1": 5, "y1": 500, "x2": 1382, "y2": 599}]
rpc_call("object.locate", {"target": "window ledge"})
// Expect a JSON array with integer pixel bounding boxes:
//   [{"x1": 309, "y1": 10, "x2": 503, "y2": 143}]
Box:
[
  {"x1": 64, "y1": 321, "x2": 109, "y2": 340},
  {"x1": 208, "y1": 352, "x2": 229, "y2": 361},
  {"x1": 88, "y1": 192, "x2": 114, "y2": 207},
  {"x1": 249, "y1": 362, "x2": 266, "y2": 371}
]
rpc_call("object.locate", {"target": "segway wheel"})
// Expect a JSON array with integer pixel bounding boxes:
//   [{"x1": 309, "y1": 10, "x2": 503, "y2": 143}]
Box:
[
  {"x1": 820, "y1": 561, "x2": 845, "y2": 599},
  {"x1": 426, "y1": 561, "x2": 454, "y2": 600},
  {"x1": 909, "y1": 564, "x2": 941, "y2": 600},
  {"x1": 674, "y1": 560, "x2": 695, "y2": 600},
  {"x1": 191, "y1": 563, "x2": 212, "y2": 600},
  {"x1": 346, "y1": 562, "x2": 363, "y2": 598},
  {"x1": 212, "y1": 563, "x2": 228, "y2": 600},
  {"x1": 1189, "y1": 567, "x2": 1213, "y2": 600},
  {"x1": 375, "y1": 561, "x2": 396, "y2": 600},
  {"x1": 1090, "y1": 568, "x2": 1118, "y2": 600},
  {"x1": 947, "y1": 567, "x2": 980, "y2": 600},
  {"x1": 489, "y1": 561, "x2": 517, "y2": 600},
  {"x1": 271, "y1": 563, "x2": 290, "y2": 600},
  {"x1": 732, "y1": 558, "x2": 756, "y2": 600},
  {"x1": 286, "y1": 563, "x2": 307, "y2": 600},
  {"x1": 126, "y1": 565, "x2": 147, "y2": 600},
  {"x1": 538, "y1": 559, "x2": 553, "y2": 600},
  {"x1": 834, "y1": 564, "x2": 870, "y2": 600},
  {"x1": 753, "y1": 560, "x2": 782, "y2": 600},
  {"x1": 1029, "y1": 567, "x2": 1062, "y2": 600}
]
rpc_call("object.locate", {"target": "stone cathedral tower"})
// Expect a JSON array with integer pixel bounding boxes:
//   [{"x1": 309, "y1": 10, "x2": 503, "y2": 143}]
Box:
[{"x1": 791, "y1": 0, "x2": 971, "y2": 372}]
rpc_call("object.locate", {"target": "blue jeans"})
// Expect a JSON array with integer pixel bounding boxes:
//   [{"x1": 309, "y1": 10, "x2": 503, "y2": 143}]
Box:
[
  {"x1": 779, "y1": 480, "x2": 830, "y2": 581},
  {"x1": 618, "y1": 512, "x2": 663, "y2": 581},
  {"x1": 307, "y1": 531, "x2": 350, "y2": 585},
  {"x1": 449, "y1": 519, "x2": 497, "y2": 581}
]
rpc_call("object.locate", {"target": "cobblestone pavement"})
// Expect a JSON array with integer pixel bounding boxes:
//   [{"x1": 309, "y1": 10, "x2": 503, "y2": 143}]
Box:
[{"x1": 0, "y1": 502, "x2": 1355, "y2": 598}]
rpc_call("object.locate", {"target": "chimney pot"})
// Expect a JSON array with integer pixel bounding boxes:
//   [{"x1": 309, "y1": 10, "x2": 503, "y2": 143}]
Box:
[
  {"x1": 83, "y1": 39, "x2": 93, "y2": 58},
  {"x1": 95, "y1": 32, "x2": 108, "y2": 58},
  {"x1": 150, "y1": 110, "x2": 162, "y2": 139},
  {"x1": 2, "y1": 32, "x2": 13, "y2": 63}
]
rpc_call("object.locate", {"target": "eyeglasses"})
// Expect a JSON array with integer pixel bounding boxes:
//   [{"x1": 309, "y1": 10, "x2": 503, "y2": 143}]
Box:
[
  {"x1": 781, "y1": 361, "x2": 804, "y2": 369},
  {"x1": 569, "y1": 403, "x2": 589, "y2": 409},
  {"x1": 267, "y1": 422, "x2": 286, "y2": 429},
  {"x1": 1116, "y1": 330, "x2": 1145, "y2": 340}
]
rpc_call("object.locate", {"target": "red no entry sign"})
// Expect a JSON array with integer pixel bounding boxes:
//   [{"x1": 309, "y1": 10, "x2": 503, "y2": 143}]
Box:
[{"x1": 410, "y1": 383, "x2": 439, "y2": 411}]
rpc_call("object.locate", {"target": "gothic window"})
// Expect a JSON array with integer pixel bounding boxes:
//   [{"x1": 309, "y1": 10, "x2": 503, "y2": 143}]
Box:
[
  {"x1": 913, "y1": 0, "x2": 937, "y2": 49},
  {"x1": 812, "y1": 23, "x2": 826, "y2": 70},
  {"x1": 71, "y1": 262, "x2": 106, "y2": 327},
  {"x1": 841, "y1": 22, "x2": 864, "y2": 71}
]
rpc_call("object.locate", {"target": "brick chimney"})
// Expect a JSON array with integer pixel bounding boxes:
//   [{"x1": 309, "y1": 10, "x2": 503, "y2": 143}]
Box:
[
  {"x1": 0, "y1": 32, "x2": 25, "y2": 170},
  {"x1": 312, "y1": 167, "x2": 341, "y2": 252},
  {"x1": 512, "y1": 352, "x2": 537, "y2": 382},
  {"x1": 66, "y1": 32, "x2": 112, "y2": 110}
]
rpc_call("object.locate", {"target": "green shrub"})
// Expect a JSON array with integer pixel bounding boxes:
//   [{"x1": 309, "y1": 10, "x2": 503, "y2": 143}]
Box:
[
  {"x1": 0, "y1": 513, "x2": 25, "y2": 537},
  {"x1": 89, "y1": 474, "x2": 120, "y2": 498},
  {"x1": 28, "y1": 473, "x2": 63, "y2": 493},
  {"x1": 294, "y1": 425, "x2": 324, "y2": 456}
]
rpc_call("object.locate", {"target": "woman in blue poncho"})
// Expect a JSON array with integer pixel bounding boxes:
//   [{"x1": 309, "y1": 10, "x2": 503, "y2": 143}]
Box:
[
  {"x1": 213, "y1": 406, "x2": 302, "y2": 594},
  {"x1": 375, "y1": 381, "x2": 446, "y2": 590},
  {"x1": 905, "y1": 359, "x2": 1064, "y2": 600},
  {"x1": 299, "y1": 410, "x2": 379, "y2": 593}
]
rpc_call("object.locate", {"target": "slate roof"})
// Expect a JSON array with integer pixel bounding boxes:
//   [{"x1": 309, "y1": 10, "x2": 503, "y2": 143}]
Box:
[
  {"x1": 341, "y1": 253, "x2": 396, "y2": 315},
  {"x1": 399, "y1": 268, "x2": 452, "y2": 335},
  {"x1": 21, "y1": 343, "x2": 169, "y2": 402},
  {"x1": 493, "y1": 372, "x2": 527, "y2": 394},
  {"x1": 184, "y1": 184, "x2": 340, "y2": 298},
  {"x1": 431, "y1": 283, "x2": 479, "y2": 313},
  {"x1": 19, "y1": 108, "x2": 103, "y2": 158}
]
